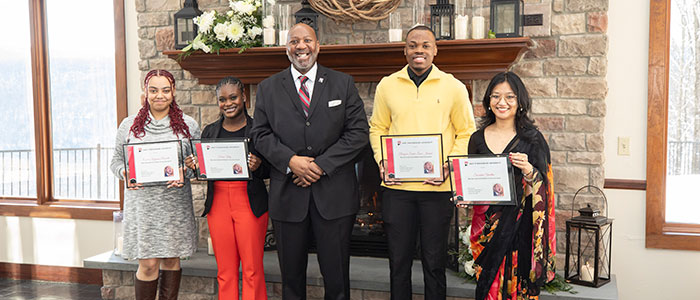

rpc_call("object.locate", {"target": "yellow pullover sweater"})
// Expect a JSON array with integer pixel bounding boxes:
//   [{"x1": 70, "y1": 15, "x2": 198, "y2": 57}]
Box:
[{"x1": 369, "y1": 65, "x2": 477, "y2": 192}]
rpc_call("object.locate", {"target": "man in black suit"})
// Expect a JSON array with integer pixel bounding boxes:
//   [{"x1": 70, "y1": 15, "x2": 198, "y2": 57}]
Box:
[{"x1": 251, "y1": 23, "x2": 369, "y2": 300}]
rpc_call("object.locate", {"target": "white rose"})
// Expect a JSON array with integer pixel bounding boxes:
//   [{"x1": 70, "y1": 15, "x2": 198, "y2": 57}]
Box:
[
  {"x1": 243, "y1": 2, "x2": 256, "y2": 15},
  {"x1": 248, "y1": 26, "x2": 263, "y2": 38},
  {"x1": 226, "y1": 21, "x2": 245, "y2": 42},
  {"x1": 464, "y1": 259, "x2": 475, "y2": 276},
  {"x1": 213, "y1": 23, "x2": 228, "y2": 41},
  {"x1": 262, "y1": 15, "x2": 275, "y2": 28},
  {"x1": 232, "y1": 1, "x2": 255, "y2": 15},
  {"x1": 194, "y1": 10, "x2": 216, "y2": 33},
  {"x1": 192, "y1": 36, "x2": 211, "y2": 53}
]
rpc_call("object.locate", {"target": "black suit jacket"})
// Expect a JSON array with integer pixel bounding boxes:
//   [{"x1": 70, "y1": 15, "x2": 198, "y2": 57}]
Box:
[
  {"x1": 251, "y1": 65, "x2": 369, "y2": 222},
  {"x1": 200, "y1": 114, "x2": 269, "y2": 217}
]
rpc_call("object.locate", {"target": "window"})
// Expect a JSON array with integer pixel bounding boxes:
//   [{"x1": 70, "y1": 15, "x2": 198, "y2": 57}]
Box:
[
  {"x1": 647, "y1": 0, "x2": 700, "y2": 250},
  {"x1": 0, "y1": 0, "x2": 126, "y2": 220}
]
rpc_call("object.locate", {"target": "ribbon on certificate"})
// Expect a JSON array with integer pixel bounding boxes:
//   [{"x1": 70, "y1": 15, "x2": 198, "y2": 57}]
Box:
[
  {"x1": 452, "y1": 158, "x2": 463, "y2": 197},
  {"x1": 385, "y1": 138, "x2": 395, "y2": 176},
  {"x1": 127, "y1": 146, "x2": 137, "y2": 183},
  {"x1": 195, "y1": 143, "x2": 207, "y2": 176}
]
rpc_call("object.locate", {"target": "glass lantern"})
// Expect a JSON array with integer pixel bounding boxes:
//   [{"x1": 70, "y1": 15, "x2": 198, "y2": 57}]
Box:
[
  {"x1": 295, "y1": 0, "x2": 319, "y2": 32},
  {"x1": 489, "y1": 0, "x2": 523, "y2": 38},
  {"x1": 565, "y1": 186, "x2": 613, "y2": 287},
  {"x1": 454, "y1": 0, "x2": 469, "y2": 39},
  {"x1": 471, "y1": 0, "x2": 485, "y2": 39},
  {"x1": 430, "y1": 0, "x2": 455, "y2": 40},
  {"x1": 174, "y1": 0, "x2": 203, "y2": 49},
  {"x1": 262, "y1": 0, "x2": 276, "y2": 45},
  {"x1": 277, "y1": 3, "x2": 291, "y2": 46},
  {"x1": 413, "y1": 0, "x2": 427, "y2": 26},
  {"x1": 388, "y1": 11, "x2": 402, "y2": 42},
  {"x1": 113, "y1": 211, "x2": 124, "y2": 256}
]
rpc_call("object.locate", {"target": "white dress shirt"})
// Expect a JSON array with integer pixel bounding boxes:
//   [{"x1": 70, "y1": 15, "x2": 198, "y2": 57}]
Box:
[{"x1": 290, "y1": 63, "x2": 318, "y2": 101}]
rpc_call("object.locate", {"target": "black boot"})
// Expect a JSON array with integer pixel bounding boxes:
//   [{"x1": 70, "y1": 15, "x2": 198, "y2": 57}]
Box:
[
  {"x1": 134, "y1": 274, "x2": 158, "y2": 300},
  {"x1": 158, "y1": 269, "x2": 182, "y2": 300}
]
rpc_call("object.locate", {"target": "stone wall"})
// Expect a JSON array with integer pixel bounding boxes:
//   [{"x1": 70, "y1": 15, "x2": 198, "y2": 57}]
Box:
[{"x1": 135, "y1": 0, "x2": 608, "y2": 262}]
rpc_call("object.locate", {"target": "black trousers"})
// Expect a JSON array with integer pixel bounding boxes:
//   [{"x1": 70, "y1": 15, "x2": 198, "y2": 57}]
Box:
[
  {"x1": 382, "y1": 188, "x2": 453, "y2": 300},
  {"x1": 272, "y1": 198, "x2": 355, "y2": 300}
]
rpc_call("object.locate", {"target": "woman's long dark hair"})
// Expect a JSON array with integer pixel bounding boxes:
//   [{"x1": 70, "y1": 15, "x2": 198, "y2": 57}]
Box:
[
  {"x1": 479, "y1": 71, "x2": 538, "y2": 140},
  {"x1": 130, "y1": 69, "x2": 191, "y2": 139}
]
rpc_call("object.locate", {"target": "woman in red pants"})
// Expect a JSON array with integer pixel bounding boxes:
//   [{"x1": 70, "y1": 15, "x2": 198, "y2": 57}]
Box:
[{"x1": 186, "y1": 76, "x2": 269, "y2": 300}]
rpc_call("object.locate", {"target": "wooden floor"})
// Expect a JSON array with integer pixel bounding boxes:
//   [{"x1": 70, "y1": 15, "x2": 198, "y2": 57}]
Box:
[{"x1": 0, "y1": 278, "x2": 102, "y2": 300}]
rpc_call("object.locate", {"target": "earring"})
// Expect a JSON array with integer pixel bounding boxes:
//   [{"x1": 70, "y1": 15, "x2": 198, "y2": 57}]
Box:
[
  {"x1": 520, "y1": 107, "x2": 523, "y2": 112},
  {"x1": 488, "y1": 107, "x2": 491, "y2": 111}
]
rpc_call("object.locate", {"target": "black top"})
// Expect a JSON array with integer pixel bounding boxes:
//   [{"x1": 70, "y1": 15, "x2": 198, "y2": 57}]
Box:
[
  {"x1": 407, "y1": 66, "x2": 433, "y2": 87},
  {"x1": 200, "y1": 114, "x2": 270, "y2": 217},
  {"x1": 468, "y1": 128, "x2": 554, "y2": 299},
  {"x1": 218, "y1": 126, "x2": 246, "y2": 138}
]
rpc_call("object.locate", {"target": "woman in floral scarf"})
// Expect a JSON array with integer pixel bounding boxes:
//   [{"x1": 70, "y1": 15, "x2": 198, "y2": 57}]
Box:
[{"x1": 465, "y1": 72, "x2": 556, "y2": 300}]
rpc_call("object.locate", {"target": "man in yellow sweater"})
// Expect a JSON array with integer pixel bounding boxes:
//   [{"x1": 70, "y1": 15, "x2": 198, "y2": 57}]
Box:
[{"x1": 369, "y1": 25, "x2": 477, "y2": 300}]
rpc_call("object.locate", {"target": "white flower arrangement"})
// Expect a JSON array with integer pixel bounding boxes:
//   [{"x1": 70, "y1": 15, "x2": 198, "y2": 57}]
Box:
[
  {"x1": 182, "y1": 0, "x2": 263, "y2": 55},
  {"x1": 456, "y1": 225, "x2": 477, "y2": 279}
]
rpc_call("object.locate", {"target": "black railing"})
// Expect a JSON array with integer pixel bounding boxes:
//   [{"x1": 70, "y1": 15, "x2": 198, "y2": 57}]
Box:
[
  {"x1": 0, "y1": 145, "x2": 119, "y2": 200},
  {"x1": 668, "y1": 141, "x2": 700, "y2": 175}
]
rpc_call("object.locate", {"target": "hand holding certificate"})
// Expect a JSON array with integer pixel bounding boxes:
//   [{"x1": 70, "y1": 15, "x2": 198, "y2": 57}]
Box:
[
  {"x1": 448, "y1": 154, "x2": 517, "y2": 206},
  {"x1": 123, "y1": 140, "x2": 184, "y2": 187},
  {"x1": 190, "y1": 138, "x2": 252, "y2": 181},
  {"x1": 380, "y1": 134, "x2": 445, "y2": 183}
]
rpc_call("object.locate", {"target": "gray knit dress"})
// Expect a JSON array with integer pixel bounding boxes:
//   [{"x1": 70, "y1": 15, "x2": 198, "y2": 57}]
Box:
[{"x1": 110, "y1": 112, "x2": 201, "y2": 260}]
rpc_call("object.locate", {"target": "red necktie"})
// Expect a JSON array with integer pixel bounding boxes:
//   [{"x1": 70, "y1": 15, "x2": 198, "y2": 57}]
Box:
[{"x1": 298, "y1": 75, "x2": 310, "y2": 117}]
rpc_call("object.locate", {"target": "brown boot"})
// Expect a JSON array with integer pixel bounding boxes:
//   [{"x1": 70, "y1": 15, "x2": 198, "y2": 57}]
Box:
[
  {"x1": 134, "y1": 275, "x2": 158, "y2": 300},
  {"x1": 158, "y1": 269, "x2": 182, "y2": 300}
]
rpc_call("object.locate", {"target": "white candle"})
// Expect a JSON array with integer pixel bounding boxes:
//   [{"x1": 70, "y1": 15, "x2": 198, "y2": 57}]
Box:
[
  {"x1": 455, "y1": 15, "x2": 468, "y2": 39},
  {"x1": 472, "y1": 16, "x2": 485, "y2": 39},
  {"x1": 263, "y1": 28, "x2": 275, "y2": 45},
  {"x1": 207, "y1": 237, "x2": 215, "y2": 255},
  {"x1": 388, "y1": 29, "x2": 402, "y2": 42},
  {"x1": 116, "y1": 237, "x2": 123, "y2": 256},
  {"x1": 580, "y1": 262, "x2": 594, "y2": 282},
  {"x1": 278, "y1": 30, "x2": 288, "y2": 46}
]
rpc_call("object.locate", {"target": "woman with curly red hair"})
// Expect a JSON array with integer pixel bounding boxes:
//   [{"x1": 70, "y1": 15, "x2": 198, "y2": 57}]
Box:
[{"x1": 110, "y1": 69, "x2": 201, "y2": 300}]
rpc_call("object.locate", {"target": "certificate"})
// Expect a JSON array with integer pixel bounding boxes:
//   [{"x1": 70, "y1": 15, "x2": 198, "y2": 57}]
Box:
[
  {"x1": 380, "y1": 134, "x2": 444, "y2": 182},
  {"x1": 448, "y1": 154, "x2": 516, "y2": 206},
  {"x1": 191, "y1": 138, "x2": 251, "y2": 181},
  {"x1": 123, "y1": 140, "x2": 183, "y2": 186}
]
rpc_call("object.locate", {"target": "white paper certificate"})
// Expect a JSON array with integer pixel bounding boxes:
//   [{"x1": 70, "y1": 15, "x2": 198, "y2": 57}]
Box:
[
  {"x1": 192, "y1": 139, "x2": 251, "y2": 180},
  {"x1": 381, "y1": 134, "x2": 443, "y2": 182},
  {"x1": 125, "y1": 141, "x2": 182, "y2": 185},
  {"x1": 449, "y1": 155, "x2": 516, "y2": 205}
]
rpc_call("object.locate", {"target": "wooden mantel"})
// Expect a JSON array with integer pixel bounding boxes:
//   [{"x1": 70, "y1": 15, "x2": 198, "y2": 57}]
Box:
[{"x1": 163, "y1": 37, "x2": 531, "y2": 85}]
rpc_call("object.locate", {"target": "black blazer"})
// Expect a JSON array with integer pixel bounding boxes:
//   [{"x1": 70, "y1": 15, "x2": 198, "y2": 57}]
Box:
[
  {"x1": 200, "y1": 114, "x2": 269, "y2": 217},
  {"x1": 251, "y1": 65, "x2": 369, "y2": 222}
]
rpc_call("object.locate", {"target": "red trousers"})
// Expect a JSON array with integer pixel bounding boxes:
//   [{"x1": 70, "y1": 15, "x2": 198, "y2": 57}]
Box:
[{"x1": 209, "y1": 181, "x2": 268, "y2": 300}]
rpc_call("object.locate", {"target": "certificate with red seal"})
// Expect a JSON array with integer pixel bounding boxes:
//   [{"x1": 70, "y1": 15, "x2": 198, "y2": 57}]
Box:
[
  {"x1": 123, "y1": 140, "x2": 183, "y2": 186},
  {"x1": 191, "y1": 138, "x2": 251, "y2": 181},
  {"x1": 448, "y1": 154, "x2": 516, "y2": 206},
  {"x1": 380, "y1": 134, "x2": 444, "y2": 182}
]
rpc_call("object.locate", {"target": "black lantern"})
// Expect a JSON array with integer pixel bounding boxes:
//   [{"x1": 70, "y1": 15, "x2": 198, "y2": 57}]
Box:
[
  {"x1": 430, "y1": 0, "x2": 454, "y2": 40},
  {"x1": 565, "y1": 186, "x2": 613, "y2": 288},
  {"x1": 489, "y1": 0, "x2": 523, "y2": 38},
  {"x1": 295, "y1": 0, "x2": 319, "y2": 33},
  {"x1": 174, "y1": 0, "x2": 203, "y2": 49}
]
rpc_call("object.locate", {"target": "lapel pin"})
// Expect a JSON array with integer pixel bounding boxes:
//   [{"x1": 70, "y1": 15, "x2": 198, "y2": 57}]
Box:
[{"x1": 319, "y1": 77, "x2": 324, "y2": 83}]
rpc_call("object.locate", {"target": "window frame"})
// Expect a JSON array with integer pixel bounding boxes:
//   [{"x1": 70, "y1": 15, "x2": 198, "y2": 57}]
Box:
[
  {"x1": 646, "y1": 0, "x2": 700, "y2": 250},
  {"x1": 0, "y1": 0, "x2": 127, "y2": 221}
]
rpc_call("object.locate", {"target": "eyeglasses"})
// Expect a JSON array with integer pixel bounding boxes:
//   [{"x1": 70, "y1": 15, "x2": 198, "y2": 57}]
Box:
[{"x1": 489, "y1": 94, "x2": 517, "y2": 103}]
